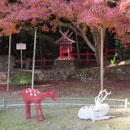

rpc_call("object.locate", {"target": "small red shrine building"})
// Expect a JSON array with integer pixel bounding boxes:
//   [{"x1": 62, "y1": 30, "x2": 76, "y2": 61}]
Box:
[{"x1": 56, "y1": 31, "x2": 75, "y2": 59}]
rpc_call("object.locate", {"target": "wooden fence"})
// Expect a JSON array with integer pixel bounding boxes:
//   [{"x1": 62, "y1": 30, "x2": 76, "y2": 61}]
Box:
[
  {"x1": 16, "y1": 48, "x2": 116, "y2": 68},
  {"x1": 0, "y1": 98, "x2": 130, "y2": 108}
]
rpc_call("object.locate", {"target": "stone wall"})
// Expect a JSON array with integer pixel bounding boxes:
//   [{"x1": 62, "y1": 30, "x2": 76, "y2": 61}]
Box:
[
  {"x1": 36, "y1": 68, "x2": 100, "y2": 81},
  {"x1": 0, "y1": 72, "x2": 7, "y2": 83},
  {"x1": 104, "y1": 66, "x2": 130, "y2": 80},
  {"x1": 36, "y1": 66, "x2": 130, "y2": 81},
  {"x1": 0, "y1": 68, "x2": 17, "y2": 83},
  {"x1": 0, "y1": 72, "x2": 16, "y2": 83},
  {"x1": 0, "y1": 64, "x2": 129, "y2": 83}
]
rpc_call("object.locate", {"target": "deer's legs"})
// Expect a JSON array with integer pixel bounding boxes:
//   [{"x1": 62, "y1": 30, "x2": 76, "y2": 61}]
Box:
[
  {"x1": 35, "y1": 103, "x2": 40, "y2": 122},
  {"x1": 25, "y1": 103, "x2": 30, "y2": 120},
  {"x1": 39, "y1": 103, "x2": 45, "y2": 120},
  {"x1": 28, "y1": 103, "x2": 31, "y2": 118}
]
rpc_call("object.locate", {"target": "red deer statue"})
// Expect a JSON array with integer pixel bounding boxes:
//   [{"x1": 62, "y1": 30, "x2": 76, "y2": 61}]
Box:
[{"x1": 22, "y1": 88, "x2": 56, "y2": 122}]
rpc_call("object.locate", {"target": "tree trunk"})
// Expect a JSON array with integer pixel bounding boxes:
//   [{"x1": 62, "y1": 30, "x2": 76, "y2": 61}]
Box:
[
  {"x1": 95, "y1": 41, "x2": 101, "y2": 66},
  {"x1": 93, "y1": 27, "x2": 106, "y2": 66},
  {"x1": 75, "y1": 33, "x2": 81, "y2": 65}
]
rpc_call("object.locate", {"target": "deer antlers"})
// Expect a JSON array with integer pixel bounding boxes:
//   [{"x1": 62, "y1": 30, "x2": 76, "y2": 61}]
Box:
[{"x1": 95, "y1": 89, "x2": 111, "y2": 105}]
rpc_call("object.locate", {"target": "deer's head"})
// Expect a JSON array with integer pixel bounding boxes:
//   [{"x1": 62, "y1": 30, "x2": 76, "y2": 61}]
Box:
[{"x1": 49, "y1": 89, "x2": 56, "y2": 101}]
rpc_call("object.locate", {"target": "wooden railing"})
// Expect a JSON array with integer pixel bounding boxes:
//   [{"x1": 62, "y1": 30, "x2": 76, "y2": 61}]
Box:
[{"x1": 16, "y1": 49, "x2": 116, "y2": 68}]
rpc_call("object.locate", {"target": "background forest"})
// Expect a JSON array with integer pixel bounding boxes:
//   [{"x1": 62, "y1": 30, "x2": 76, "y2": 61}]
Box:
[
  {"x1": 0, "y1": 28, "x2": 129, "y2": 64},
  {"x1": 0, "y1": 0, "x2": 129, "y2": 66}
]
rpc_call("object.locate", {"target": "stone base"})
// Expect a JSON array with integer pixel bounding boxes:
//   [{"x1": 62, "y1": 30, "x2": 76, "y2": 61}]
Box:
[
  {"x1": 50, "y1": 58, "x2": 77, "y2": 80},
  {"x1": 53, "y1": 58, "x2": 76, "y2": 70},
  {"x1": 39, "y1": 58, "x2": 76, "y2": 81}
]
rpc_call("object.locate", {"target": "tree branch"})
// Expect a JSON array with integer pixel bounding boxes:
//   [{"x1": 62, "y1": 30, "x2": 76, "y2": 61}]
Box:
[{"x1": 59, "y1": 21, "x2": 95, "y2": 52}]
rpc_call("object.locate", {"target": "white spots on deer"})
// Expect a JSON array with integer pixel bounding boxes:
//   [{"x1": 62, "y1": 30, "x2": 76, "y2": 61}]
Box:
[
  {"x1": 25, "y1": 88, "x2": 40, "y2": 97},
  {"x1": 34, "y1": 94, "x2": 37, "y2": 96},
  {"x1": 83, "y1": 106, "x2": 94, "y2": 110}
]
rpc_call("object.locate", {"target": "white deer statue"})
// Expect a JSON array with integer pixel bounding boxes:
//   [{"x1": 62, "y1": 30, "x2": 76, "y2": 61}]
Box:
[{"x1": 78, "y1": 89, "x2": 112, "y2": 122}]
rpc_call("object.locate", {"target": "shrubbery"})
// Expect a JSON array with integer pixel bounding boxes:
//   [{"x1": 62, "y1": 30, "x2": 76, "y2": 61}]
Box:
[{"x1": 11, "y1": 72, "x2": 38, "y2": 86}]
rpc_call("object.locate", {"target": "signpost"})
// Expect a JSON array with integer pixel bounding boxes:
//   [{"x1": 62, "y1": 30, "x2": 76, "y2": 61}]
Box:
[{"x1": 16, "y1": 43, "x2": 26, "y2": 69}]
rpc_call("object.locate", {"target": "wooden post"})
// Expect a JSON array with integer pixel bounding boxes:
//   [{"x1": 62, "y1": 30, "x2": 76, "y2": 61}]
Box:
[
  {"x1": 32, "y1": 28, "x2": 37, "y2": 89},
  {"x1": 100, "y1": 27, "x2": 104, "y2": 91},
  {"x1": 7, "y1": 34, "x2": 12, "y2": 91}
]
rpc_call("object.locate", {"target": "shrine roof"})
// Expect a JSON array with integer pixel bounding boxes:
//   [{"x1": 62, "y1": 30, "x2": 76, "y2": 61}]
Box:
[{"x1": 55, "y1": 36, "x2": 75, "y2": 45}]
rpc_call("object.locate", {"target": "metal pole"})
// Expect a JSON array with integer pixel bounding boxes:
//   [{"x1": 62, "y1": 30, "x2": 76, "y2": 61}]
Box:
[
  {"x1": 100, "y1": 27, "x2": 104, "y2": 91},
  {"x1": 31, "y1": 28, "x2": 37, "y2": 89},
  {"x1": 21, "y1": 49, "x2": 23, "y2": 69},
  {"x1": 7, "y1": 34, "x2": 12, "y2": 91}
]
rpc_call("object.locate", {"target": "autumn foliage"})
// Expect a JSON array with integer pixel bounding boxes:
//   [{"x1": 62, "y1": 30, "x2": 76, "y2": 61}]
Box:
[{"x1": 0, "y1": 0, "x2": 129, "y2": 43}]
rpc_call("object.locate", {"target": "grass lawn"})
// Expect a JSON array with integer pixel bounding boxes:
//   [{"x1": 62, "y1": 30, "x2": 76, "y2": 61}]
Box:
[
  {"x1": 0, "y1": 80, "x2": 130, "y2": 130},
  {"x1": 0, "y1": 106, "x2": 130, "y2": 130}
]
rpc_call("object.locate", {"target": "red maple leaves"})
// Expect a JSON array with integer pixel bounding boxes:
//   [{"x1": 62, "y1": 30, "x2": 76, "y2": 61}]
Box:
[{"x1": 0, "y1": 0, "x2": 129, "y2": 43}]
